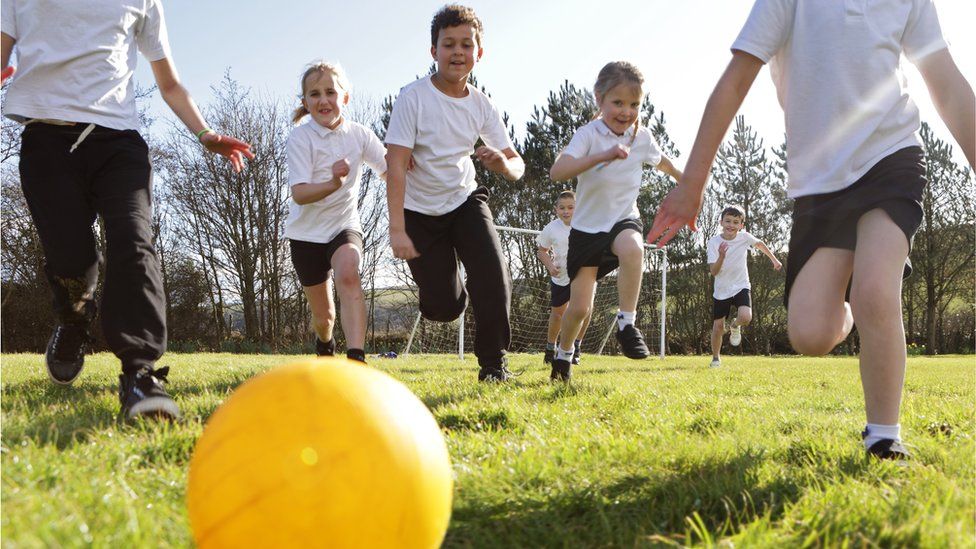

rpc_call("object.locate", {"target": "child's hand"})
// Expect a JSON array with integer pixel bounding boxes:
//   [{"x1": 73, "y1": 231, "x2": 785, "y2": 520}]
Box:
[
  {"x1": 646, "y1": 184, "x2": 704, "y2": 247},
  {"x1": 332, "y1": 159, "x2": 351, "y2": 183},
  {"x1": 390, "y1": 229, "x2": 419, "y2": 261},
  {"x1": 772, "y1": 258, "x2": 782, "y2": 271},
  {"x1": 604, "y1": 144, "x2": 630, "y2": 162},
  {"x1": 1, "y1": 65, "x2": 15, "y2": 85},
  {"x1": 547, "y1": 265, "x2": 560, "y2": 278},
  {"x1": 200, "y1": 132, "x2": 255, "y2": 173},
  {"x1": 718, "y1": 242, "x2": 729, "y2": 257},
  {"x1": 475, "y1": 146, "x2": 507, "y2": 173}
]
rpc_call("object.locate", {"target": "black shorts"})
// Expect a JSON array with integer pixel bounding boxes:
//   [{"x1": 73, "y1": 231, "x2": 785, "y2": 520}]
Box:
[
  {"x1": 566, "y1": 218, "x2": 643, "y2": 281},
  {"x1": 785, "y1": 146, "x2": 926, "y2": 309},
  {"x1": 289, "y1": 230, "x2": 363, "y2": 287},
  {"x1": 713, "y1": 288, "x2": 751, "y2": 320},
  {"x1": 550, "y1": 281, "x2": 570, "y2": 307}
]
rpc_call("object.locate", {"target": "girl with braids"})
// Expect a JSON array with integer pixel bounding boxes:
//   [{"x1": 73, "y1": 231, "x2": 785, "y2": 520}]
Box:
[
  {"x1": 548, "y1": 61, "x2": 682, "y2": 381},
  {"x1": 285, "y1": 61, "x2": 387, "y2": 363}
]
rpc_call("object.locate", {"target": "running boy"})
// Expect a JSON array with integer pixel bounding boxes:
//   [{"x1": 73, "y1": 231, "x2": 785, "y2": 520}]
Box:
[
  {"x1": 648, "y1": 0, "x2": 974, "y2": 458},
  {"x1": 707, "y1": 205, "x2": 781, "y2": 368},
  {"x1": 1, "y1": 0, "x2": 254, "y2": 420},
  {"x1": 385, "y1": 4, "x2": 525, "y2": 382},
  {"x1": 536, "y1": 190, "x2": 591, "y2": 365}
]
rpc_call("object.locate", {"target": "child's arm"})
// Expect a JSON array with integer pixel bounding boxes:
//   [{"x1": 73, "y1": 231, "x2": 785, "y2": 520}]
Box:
[
  {"x1": 754, "y1": 241, "x2": 783, "y2": 271},
  {"x1": 149, "y1": 58, "x2": 254, "y2": 173},
  {"x1": 708, "y1": 242, "x2": 728, "y2": 277},
  {"x1": 916, "y1": 48, "x2": 975, "y2": 168},
  {"x1": 647, "y1": 51, "x2": 764, "y2": 246},
  {"x1": 536, "y1": 246, "x2": 560, "y2": 278},
  {"x1": 291, "y1": 159, "x2": 348, "y2": 205},
  {"x1": 475, "y1": 146, "x2": 525, "y2": 181},
  {"x1": 550, "y1": 145, "x2": 628, "y2": 181},
  {"x1": 385, "y1": 144, "x2": 419, "y2": 260},
  {"x1": 1, "y1": 32, "x2": 15, "y2": 83},
  {"x1": 656, "y1": 156, "x2": 684, "y2": 182}
]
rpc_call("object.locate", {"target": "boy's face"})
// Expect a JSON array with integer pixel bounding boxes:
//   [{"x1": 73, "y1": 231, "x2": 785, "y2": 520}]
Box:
[
  {"x1": 302, "y1": 71, "x2": 348, "y2": 129},
  {"x1": 430, "y1": 24, "x2": 482, "y2": 84},
  {"x1": 596, "y1": 83, "x2": 642, "y2": 136},
  {"x1": 720, "y1": 214, "x2": 744, "y2": 237},
  {"x1": 554, "y1": 198, "x2": 575, "y2": 224}
]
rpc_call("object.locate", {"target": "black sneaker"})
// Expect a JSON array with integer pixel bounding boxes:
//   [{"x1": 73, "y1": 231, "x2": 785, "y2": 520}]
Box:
[
  {"x1": 316, "y1": 337, "x2": 336, "y2": 356},
  {"x1": 543, "y1": 349, "x2": 555, "y2": 364},
  {"x1": 550, "y1": 358, "x2": 571, "y2": 382},
  {"x1": 478, "y1": 359, "x2": 516, "y2": 382},
  {"x1": 45, "y1": 323, "x2": 94, "y2": 385},
  {"x1": 615, "y1": 324, "x2": 650, "y2": 359},
  {"x1": 572, "y1": 344, "x2": 581, "y2": 365},
  {"x1": 119, "y1": 366, "x2": 181, "y2": 421},
  {"x1": 346, "y1": 348, "x2": 366, "y2": 363},
  {"x1": 863, "y1": 430, "x2": 911, "y2": 461}
]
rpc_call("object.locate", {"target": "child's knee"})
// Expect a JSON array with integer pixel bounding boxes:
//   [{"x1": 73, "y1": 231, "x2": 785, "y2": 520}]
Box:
[
  {"x1": 712, "y1": 319, "x2": 725, "y2": 333},
  {"x1": 616, "y1": 242, "x2": 643, "y2": 265},
  {"x1": 334, "y1": 269, "x2": 362, "y2": 295},
  {"x1": 737, "y1": 309, "x2": 752, "y2": 325},
  {"x1": 850, "y1": 283, "x2": 899, "y2": 329},
  {"x1": 788, "y1": 322, "x2": 842, "y2": 356},
  {"x1": 312, "y1": 309, "x2": 336, "y2": 331}
]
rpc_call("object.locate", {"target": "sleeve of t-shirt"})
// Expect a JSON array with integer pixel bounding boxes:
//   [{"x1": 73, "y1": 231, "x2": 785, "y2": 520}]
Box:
[
  {"x1": 536, "y1": 224, "x2": 554, "y2": 249},
  {"x1": 361, "y1": 127, "x2": 388, "y2": 175},
  {"x1": 744, "y1": 231, "x2": 761, "y2": 248},
  {"x1": 903, "y1": 0, "x2": 948, "y2": 64},
  {"x1": 561, "y1": 126, "x2": 591, "y2": 159},
  {"x1": 480, "y1": 99, "x2": 515, "y2": 151},
  {"x1": 706, "y1": 237, "x2": 719, "y2": 263},
  {"x1": 642, "y1": 128, "x2": 663, "y2": 167},
  {"x1": 385, "y1": 86, "x2": 419, "y2": 149},
  {"x1": 286, "y1": 129, "x2": 313, "y2": 187},
  {"x1": 136, "y1": 0, "x2": 172, "y2": 62},
  {"x1": 1, "y1": 0, "x2": 17, "y2": 39},
  {"x1": 730, "y1": 0, "x2": 796, "y2": 63}
]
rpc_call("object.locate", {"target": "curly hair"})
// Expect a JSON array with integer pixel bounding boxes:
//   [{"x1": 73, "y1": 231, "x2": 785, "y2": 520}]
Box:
[{"x1": 430, "y1": 4, "x2": 484, "y2": 47}]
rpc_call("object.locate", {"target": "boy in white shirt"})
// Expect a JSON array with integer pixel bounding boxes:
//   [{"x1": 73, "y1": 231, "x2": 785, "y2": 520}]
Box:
[
  {"x1": 648, "y1": 0, "x2": 974, "y2": 459},
  {"x1": 536, "y1": 191, "x2": 591, "y2": 365},
  {"x1": 706, "y1": 205, "x2": 781, "y2": 368},
  {"x1": 1, "y1": 0, "x2": 253, "y2": 420},
  {"x1": 385, "y1": 4, "x2": 525, "y2": 382}
]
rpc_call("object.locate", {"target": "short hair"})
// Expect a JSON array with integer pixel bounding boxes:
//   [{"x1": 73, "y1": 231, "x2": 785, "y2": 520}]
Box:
[
  {"x1": 721, "y1": 205, "x2": 745, "y2": 219},
  {"x1": 430, "y1": 4, "x2": 484, "y2": 47},
  {"x1": 556, "y1": 190, "x2": 576, "y2": 203}
]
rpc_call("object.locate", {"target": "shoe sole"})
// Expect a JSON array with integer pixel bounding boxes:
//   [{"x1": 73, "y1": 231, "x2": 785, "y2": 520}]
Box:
[
  {"x1": 45, "y1": 335, "x2": 83, "y2": 386},
  {"x1": 125, "y1": 396, "x2": 181, "y2": 421}
]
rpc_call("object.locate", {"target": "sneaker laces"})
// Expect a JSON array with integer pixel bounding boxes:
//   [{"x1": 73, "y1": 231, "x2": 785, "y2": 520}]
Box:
[{"x1": 51, "y1": 324, "x2": 93, "y2": 361}]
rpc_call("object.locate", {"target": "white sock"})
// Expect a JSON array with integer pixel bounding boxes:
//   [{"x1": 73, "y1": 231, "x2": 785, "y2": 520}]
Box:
[
  {"x1": 555, "y1": 346, "x2": 575, "y2": 362},
  {"x1": 863, "y1": 423, "x2": 901, "y2": 448},
  {"x1": 617, "y1": 311, "x2": 636, "y2": 330}
]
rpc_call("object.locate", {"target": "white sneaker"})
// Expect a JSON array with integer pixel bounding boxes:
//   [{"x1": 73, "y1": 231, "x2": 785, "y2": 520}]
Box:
[
  {"x1": 709, "y1": 358, "x2": 721, "y2": 368},
  {"x1": 730, "y1": 325, "x2": 742, "y2": 346}
]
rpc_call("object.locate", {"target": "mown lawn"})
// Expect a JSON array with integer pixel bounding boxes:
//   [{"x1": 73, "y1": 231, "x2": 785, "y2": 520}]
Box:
[{"x1": 2, "y1": 353, "x2": 973, "y2": 547}]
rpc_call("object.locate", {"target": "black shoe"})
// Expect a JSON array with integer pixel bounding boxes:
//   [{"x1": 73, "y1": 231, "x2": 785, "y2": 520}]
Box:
[
  {"x1": 119, "y1": 366, "x2": 181, "y2": 421},
  {"x1": 346, "y1": 348, "x2": 366, "y2": 363},
  {"x1": 615, "y1": 324, "x2": 650, "y2": 359},
  {"x1": 45, "y1": 323, "x2": 94, "y2": 385},
  {"x1": 543, "y1": 349, "x2": 555, "y2": 364},
  {"x1": 315, "y1": 337, "x2": 336, "y2": 356},
  {"x1": 572, "y1": 344, "x2": 581, "y2": 365},
  {"x1": 863, "y1": 431, "x2": 911, "y2": 461},
  {"x1": 478, "y1": 359, "x2": 516, "y2": 382},
  {"x1": 550, "y1": 358, "x2": 571, "y2": 382}
]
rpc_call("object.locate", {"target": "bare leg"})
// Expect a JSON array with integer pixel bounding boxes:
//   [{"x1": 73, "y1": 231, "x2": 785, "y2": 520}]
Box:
[
  {"x1": 331, "y1": 244, "x2": 367, "y2": 350},
  {"x1": 787, "y1": 248, "x2": 855, "y2": 356},
  {"x1": 547, "y1": 302, "x2": 568, "y2": 344},
  {"x1": 558, "y1": 268, "x2": 598, "y2": 351},
  {"x1": 611, "y1": 229, "x2": 644, "y2": 312},
  {"x1": 711, "y1": 318, "x2": 725, "y2": 359},
  {"x1": 303, "y1": 277, "x2": 336, "y2": 344},
  {"x1": 732, "y1": 306, "x2": 752, "y2": 327}
]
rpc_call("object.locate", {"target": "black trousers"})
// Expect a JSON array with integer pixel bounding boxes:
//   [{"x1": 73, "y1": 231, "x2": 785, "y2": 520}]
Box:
[
  {"x1": 19, "y1": 123, "x2": 165, "y2": 373},
  {"x1": 404, "y1": 188, "x2": 511, "y2": 368}
]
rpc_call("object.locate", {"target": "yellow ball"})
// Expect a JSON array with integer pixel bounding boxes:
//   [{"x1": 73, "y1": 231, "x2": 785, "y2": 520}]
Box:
[{"x1": 186, "y1": 358, "x2": 453, "y2": 548}]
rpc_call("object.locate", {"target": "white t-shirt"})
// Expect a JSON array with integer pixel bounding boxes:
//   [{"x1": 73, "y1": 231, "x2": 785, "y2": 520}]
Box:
[
  {"x1": 707, "y1": 231, "x2": 761, "y2": 300},
  {"x1": 285, "y1": 119, "x2": 387, "y2": 244},
  {"x1": 536, "y1": 218, "x2": 572, "y2": 286},
  {"x1": 561, "y1": 120, "x2": 662, "y2": 233},
  {"x1": 384, "y1": 76, "x2": 515, "y2": 216},
  {"x1": 732, "y1": 0, "x2": 947, "y2": 198},
  {"x1": 1, "y1": 0, "x2": 171, "y2": 131}
]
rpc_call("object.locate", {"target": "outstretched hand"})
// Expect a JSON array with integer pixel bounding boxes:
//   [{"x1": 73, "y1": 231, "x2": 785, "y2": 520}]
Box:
[
  {"x1": 475, "y1": 145, "x2": 507, "y2": 173},
  {"x1": 646, "y1": 184, "x2": 703, "y2": 247},
  {"x1": 200, "y1": 132, "x2": 255, "y2": 173},
  {"x1": 1, "y1": 65, "x2": 15, "y2": 85}
]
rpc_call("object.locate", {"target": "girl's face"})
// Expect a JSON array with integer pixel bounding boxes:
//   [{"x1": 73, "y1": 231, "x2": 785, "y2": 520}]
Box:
[
  {"x1": 302, "y1": 71, "x2": 348, "y2": 129},
  {"x1": 596, "y1": 82, "x2": 642, "y2": 136},
  {"x1": 554, "y1": 198, "x2": 575, "y2": 224},
  {"x1": 431, "y1": 24, "x2": 482, "y2": 84}
]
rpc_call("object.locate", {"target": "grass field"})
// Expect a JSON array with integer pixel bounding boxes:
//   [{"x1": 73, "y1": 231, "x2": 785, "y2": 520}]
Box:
[{"x1": 2, "y1": 353, "x2": 973, "y2": 548}]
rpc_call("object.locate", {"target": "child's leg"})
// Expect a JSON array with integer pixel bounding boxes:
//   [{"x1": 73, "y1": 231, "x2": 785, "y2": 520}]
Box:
[
  {"x1": 850, "y1": 209, "x2": 910, "y2": 425},
  {"x1": 733, "y1": 306, "x2": 752, "y2": 327},
  {"x1": 404, "y1": 213, "x2": 467, "y2": 323},
  {"x1": 302, "y1": 277, "x2": 336, "y2": 344},
  {"x1": 711, "y1": 318, "x2": 725, "y2": 358},
  {"x1": 547, "y1": 303, "x2": 568, "y2": 344},
  {"x1": 331, "y1": 243, "x2": 366, "y2": 351},
  {"x1": 787, "y1": 248, "x2": 855, "y2": 355},
  {"x1": 558, "y1": 269, "x2": 598, "y2": 352},
  {"x1": 611, "y1": 229, "x2": 644, "y2": 313},
  {"x1": 578, "y1": 304, "x2": 593, "y2": 341}
]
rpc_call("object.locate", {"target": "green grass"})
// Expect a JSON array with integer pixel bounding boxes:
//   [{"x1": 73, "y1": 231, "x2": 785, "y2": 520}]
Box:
[{"x1": 2, "y1": 353, "x2": 973, "y2": 547}]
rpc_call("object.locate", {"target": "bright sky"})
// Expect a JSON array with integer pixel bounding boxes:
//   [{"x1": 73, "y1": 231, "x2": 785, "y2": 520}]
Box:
[{"x1": 136, "y1": 0, "x2": 975, "y2": 163}]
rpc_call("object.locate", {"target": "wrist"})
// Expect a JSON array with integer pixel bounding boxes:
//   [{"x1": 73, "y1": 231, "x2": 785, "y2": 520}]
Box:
[{"x1": 196, "y1": 128, "x2": 214, "y2": 142}]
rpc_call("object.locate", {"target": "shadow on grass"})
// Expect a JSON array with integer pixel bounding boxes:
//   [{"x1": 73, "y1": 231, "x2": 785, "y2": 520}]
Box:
[{"x1": 443, "y1": 450, "x2": 806, "y2": 548}]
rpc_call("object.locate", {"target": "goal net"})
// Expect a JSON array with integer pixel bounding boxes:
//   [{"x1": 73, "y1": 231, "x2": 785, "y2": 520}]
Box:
[{"x1": 400, "y1": 226, "x2": 667, "y2": 360}]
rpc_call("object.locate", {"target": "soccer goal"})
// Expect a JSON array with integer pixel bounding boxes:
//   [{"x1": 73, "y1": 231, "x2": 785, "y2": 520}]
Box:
[{"x1": 401, "y1": 226, "x2": 668, "y2": 360}]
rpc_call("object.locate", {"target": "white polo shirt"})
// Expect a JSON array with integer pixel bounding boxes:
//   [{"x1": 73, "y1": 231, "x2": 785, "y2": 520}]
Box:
[
  {"x1": 707, "y1": 231, "x2": 761, "y2": 300},
  {"x1": 384, "y1": 76, "x2": 515, "y2": 216},
  {"x1": 536, "y1": 218, "x2": 572, "y2": 286},
  {"x1": 732, "y1": 0, "x2": 947, "y2": 198},
  {"x1": 561, "y1": 119, "x2": 662, "y2": 233},
  {"x1": 1, "y1": 0, "x2": 171, "y2": 131},
  {"x1": 285, "y1": 119, "x2": 387, "y2": 244}
]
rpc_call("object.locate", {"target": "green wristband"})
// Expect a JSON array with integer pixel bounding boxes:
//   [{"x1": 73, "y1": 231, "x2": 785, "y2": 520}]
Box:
[{"x1": 196, "y1": 128, "x2": 214, "y2": 141}]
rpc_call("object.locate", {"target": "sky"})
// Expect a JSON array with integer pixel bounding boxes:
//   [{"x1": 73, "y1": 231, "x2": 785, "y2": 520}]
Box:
[{"x1": 135, "y1": 0, "x2": 975, "y2": 164}]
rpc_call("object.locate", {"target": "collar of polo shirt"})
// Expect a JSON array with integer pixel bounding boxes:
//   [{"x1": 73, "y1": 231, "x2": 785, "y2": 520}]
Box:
[
  {"x1": 594, "y1": 118, "x2": 635, "y2": 138},
  {"x1": 309, "y1": 118, "x2": 349, "y2": 138}
]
